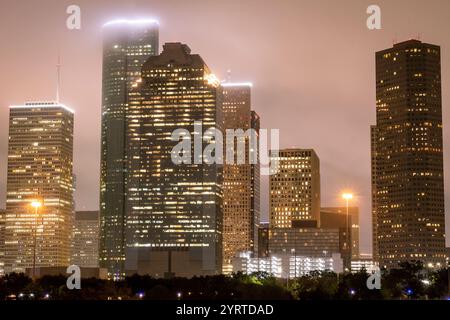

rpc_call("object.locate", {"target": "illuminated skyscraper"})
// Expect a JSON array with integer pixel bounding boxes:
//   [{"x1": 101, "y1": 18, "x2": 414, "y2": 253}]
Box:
[
  {"x1": 221, "y1": 83, "x2": 260, "y2": 273},
  {"x1": 4, "y1": 102, "x2": 74, "y2": 273},
  {"x1": 270, "y1": 149, "x2": 320, "y2": 228},
  {"x1": 100, "y1": 19, "x2": 159, "y2": 277},
  {"x1": 372, "y1": 40, "x2": 446, "y2": 269},
  {"x1": 125, "y1": 43, "x2": 223, "y2": 277},
  {"x1": 72, "y1": 211, "x2": 99, "y2": 268}
]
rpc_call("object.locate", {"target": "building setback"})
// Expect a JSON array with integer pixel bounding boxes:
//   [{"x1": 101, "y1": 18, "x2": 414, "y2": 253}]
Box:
[
  {"x1": 125, "y1": 43, "x2": 223, "y2": 277},
  {"x1": 321, "y1": 207, "x2": 360, "y2": 259},
  {"x1": 72, "y1": 211, "x2": 100, "y2": 268},
  {"x1": 270, "y1": 149, "x2": 320, "y2": 228},
  {"x1": 100, "y1": 20, "x2": 159, "y2": 278},
  {"x1": 221, "y1": 83, "x2": 260, "y2": 272},
  {"x1": 372, "y1": 40, "x2": 446, "y2": 269},
  {"x1": 4, "y1": 102, "x2": 74, "y2": 273}
]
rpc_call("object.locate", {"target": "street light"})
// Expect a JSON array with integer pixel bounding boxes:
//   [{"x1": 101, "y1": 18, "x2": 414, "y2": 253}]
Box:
[
  {"x1": 342, "y1": 193, "x2": 353, "y2": 271},
  {"x1": 31, "y1": 200, "x2": 42, "y2": 280}
]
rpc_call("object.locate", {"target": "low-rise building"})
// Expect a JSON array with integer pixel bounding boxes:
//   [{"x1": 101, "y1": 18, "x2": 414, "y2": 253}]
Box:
[{"x1": 232, "y1": 251, "x2": 343, "y2": 278}]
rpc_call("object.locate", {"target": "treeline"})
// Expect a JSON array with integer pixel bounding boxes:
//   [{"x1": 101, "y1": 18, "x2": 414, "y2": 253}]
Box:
[
  {"x1": 0, "y1": 261, "x2": 448, "y2": 300},
  {"x1": 292, "y1": 261, "x2": 448, "y2": 300}
]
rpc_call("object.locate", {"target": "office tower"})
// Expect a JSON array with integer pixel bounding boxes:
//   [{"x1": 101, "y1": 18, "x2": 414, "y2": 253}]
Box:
[
  {"x1": 270, "y1": 149, "x2": 320, "y2": 228},
  {"x1": 100, "y1": 19, "x2": 159, "y2": 278},
  {"x1": 0, "y1": 209, "x2": 4, "y2": 275},
  {"x1": 372, "y1": 40, "x2": 446, "y2": 269},
  {"x1": 258, "y1": 222, "x2": 269, "y2": 258},
  {"x1": 4, "y1": 102, "x2": 74, "y2": 273},
  {"x1": 72, "y1": 211, "x2": 100, "y2": 268},
  {"x1": 125, "y1": 43, "x2": 223, "y2": 277},
  {"x1": 321, "y1": 207, "x2": 360, "y2": 258},
  {"x1": 221, "y1": 83, "x2": 260, "y2": 272}
]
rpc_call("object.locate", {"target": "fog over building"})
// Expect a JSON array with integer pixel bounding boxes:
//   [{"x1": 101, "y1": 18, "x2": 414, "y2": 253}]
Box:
[{"x1": 99, "y1": 19, "x2": 159, "y2": 278}]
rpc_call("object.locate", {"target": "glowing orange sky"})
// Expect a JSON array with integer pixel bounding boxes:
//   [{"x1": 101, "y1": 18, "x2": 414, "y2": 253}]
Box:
[{"x1": 1, "y1": 0, "x2": 449, "y2": 253}]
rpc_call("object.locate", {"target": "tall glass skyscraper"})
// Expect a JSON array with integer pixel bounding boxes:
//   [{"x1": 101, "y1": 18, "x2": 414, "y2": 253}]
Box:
[
  {"x1": 372, "y1": 40, "x2": 446, "y2": 269},
  {"x1": 100, "y1": 20, "x2": 159, "y2": 278},
  {"x1": 4, "y1": 102, "x2": 74, "y2": 273},
  {"x1": 125, "y1": 43, "x2": 223, "y2": 277}
]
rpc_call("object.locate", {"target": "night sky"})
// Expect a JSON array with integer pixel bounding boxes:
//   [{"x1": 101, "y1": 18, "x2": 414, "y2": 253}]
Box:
[{"x1": 1, "y1": 0, "x2": 450, "y2": 254}]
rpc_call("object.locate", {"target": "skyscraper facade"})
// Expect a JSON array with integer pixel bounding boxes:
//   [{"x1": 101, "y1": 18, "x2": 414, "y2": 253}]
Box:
[
  {"x1": 100, "y1": 20, "x2": 159, "y2": 277},
  {"x1": 221, "y1": 83, "x2": 260, "y2": 272},
  {"x1": 268, "y1": 228, "x2": 340, "y2": 258},
  {"x1": 270, "y1": 149, "x2": 320, "y2": 228},
  {"x1": 125, "y1": 43, "x2": 223, "y2": 277},
  {"x1": 72, "y1": 211, "x2": 100, "y2": 268},
  {"x1": 372, "y1": 40, "x2": 446, "y2": 269},
  {"x1": 0, "y1": 209, "x2": 5, "y2": 275},
  {"x1": 4, "y1": 102, "x2": 74, "y2": 273}
]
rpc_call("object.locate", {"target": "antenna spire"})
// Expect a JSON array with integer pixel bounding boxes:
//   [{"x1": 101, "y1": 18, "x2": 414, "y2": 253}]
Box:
[
  {"x1": 56, "y1": 54, "x2": 61, "y2": 103},
  {"x1": 226, "y1": 69, "x2": 231, "y2": 82}
]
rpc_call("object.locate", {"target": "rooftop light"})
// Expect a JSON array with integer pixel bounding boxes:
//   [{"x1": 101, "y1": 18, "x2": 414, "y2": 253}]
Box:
[
  {"x1": 10, "y1": 102, "x2": 75, "y2": 114},
  {"x1": 103, "y1": 19, "x2": 159, "y2": 28},
  {"x1": 221, "y1": 82, "x2": 253, "y2": 87}
]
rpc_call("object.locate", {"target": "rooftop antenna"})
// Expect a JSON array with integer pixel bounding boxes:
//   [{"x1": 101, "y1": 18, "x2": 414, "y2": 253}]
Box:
[
  {"x1": 56, "y1": 53, "x2": 61, "y2": 103},
  {"x1": 226, "y1": 69, "x2": 231, "y2": 82}
]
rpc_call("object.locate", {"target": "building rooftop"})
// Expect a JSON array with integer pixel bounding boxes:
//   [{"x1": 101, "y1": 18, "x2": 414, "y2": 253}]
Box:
[
  {"x1": 103, "y1": 19, "x2": 159, "y2": 28},
  {"x1": 10, "y1": 101, "x2": 74, "y2": 114}
]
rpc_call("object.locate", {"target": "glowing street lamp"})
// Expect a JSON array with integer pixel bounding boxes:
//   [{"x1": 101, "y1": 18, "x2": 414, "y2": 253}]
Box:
[
  {"x1": 342, "y1": 193, "x2": 353, "y2": 201},
  {"x1": 31, "y1": 201, "x2": 42, "y2": 209},
  {"x1": 31, "y1": 200, "x2": 43, "y2": 280}
]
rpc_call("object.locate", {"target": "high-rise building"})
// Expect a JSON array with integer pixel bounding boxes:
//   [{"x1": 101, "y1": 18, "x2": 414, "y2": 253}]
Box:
[
  {"x1": 124, "y1": 43, "x2": 223, "y2": 277},
  {"x1": 0, "y1": 209, "x2": 5, "y2": 275},
  {"x1": 72, "y1": 211, "x2": 100, "y2": 268},
  {"x1": 321, "y1": 207, "x2": 360, "y2": 259},
  {"x1": 100, "y1": 19, "x2": 159, "y2": 278},
  {"x1": 221, "y1": 82, "x2": 260, "y2": 272},
  {"x1": 372, "y1": 40, "x2": 446, "y2": 269},
  {"x1": 270, "y1": 149, "x2": 320, "y2": 228},
  {"x1": 4, "y1": 102, "x2": 74, "y2": 273}
]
